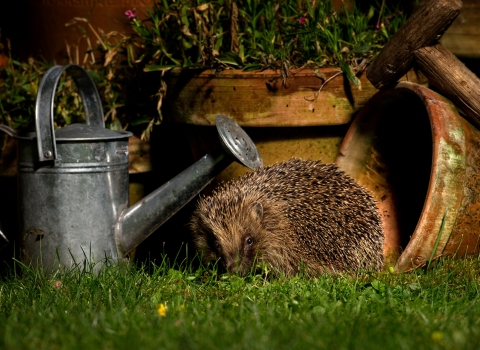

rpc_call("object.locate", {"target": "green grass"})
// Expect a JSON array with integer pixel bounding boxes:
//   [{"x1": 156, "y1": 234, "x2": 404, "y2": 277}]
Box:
[{"x1": 1, "y1": 256, "x2": 480, "y2": 349}]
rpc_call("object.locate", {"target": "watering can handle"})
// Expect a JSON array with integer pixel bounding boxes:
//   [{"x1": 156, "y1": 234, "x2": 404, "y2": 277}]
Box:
[{"x1": 35, "y1": 64, "x2": 105, "y2": 162}]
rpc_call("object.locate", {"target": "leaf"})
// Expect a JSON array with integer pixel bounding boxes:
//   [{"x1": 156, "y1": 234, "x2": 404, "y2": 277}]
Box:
[
  {"x1": 311, "y1": 306, "x2": 326, "y2": 315},
  {"x1": 427, "y1": 210, "x2": 447, "y2": 269},
  {"x1": 338, "y1": 59, "x2": 361, "y2": 87},
  {"x1": 87, "y1": 70, "x2": 101, "y2": 82},
  {"x1": 109, "y1": 118, "x2": 123, "y2": 131},
  {"x1": 242, "y1": 64, "x2": 263, "y2": 72},
  {"x1": 370, "y1": 280, "x2": 386, "y2": 295},
  {"x1": 196, "y1": 3, "x2": 209, "y2": 12},
  {"x1": 130, "y1": 116, "x2": 152, "y2": 126},
  {"x1": 104, "y1": 48, "x2": 119, "y2": 67},
  {"x1": 216, "y1": 52, "x2": 244, "y2": 67},
  {"x1": 181, "y1": 14, "x2": 189, "y2": 27},
  {"x1": 408, "y1": 283, "x2": 420, "y2": 291},
  {"x1": 367, "y1": 6, "x2": 375, "y2": 20},
  {"x1": 313, "y1": 69, "x2": 326, "y2": 80},
  {"x1": 352, "y1": 45, "x2": 374, "y2": 53},
  {"x1": 144, "y1": 65, "x2": 176, "y2": 72},
  {"x1": 182, "y1": 38, "x2": 193, "y2": 49},
  {"x1": 182, "y1": 63, "x2": 203, "y2": 69},
  {"x1": 11, "y1": 96, "x2": 26, "y2": 104}
]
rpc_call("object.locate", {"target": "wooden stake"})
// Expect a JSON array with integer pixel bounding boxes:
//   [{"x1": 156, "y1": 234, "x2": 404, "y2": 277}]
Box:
[{"x1": 415, "y1": 44, "x2": 480, "y2": 128}]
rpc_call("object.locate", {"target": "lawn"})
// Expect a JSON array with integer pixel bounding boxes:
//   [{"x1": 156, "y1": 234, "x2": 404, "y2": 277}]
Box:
[{"x1": 0, "y1": 255, "x2": 479, "y2": 349}]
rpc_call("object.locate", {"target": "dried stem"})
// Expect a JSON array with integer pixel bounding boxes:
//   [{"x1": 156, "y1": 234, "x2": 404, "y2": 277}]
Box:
[{"x1": 230, "y1": 2, "x2": 239, "y2": 53}]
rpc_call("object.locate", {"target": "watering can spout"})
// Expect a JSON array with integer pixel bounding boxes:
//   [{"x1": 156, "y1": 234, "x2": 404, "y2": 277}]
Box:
[{"x1": 116, "y1": 115, "x2": 263, "y2": 255}]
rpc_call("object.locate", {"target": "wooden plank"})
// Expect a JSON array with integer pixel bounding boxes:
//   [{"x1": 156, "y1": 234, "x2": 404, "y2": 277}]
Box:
[
  {"x1": 367, "y1": 0, "x2": 462, "y2": 89},
  {"x1": 414, "y1": 43, "x2": 480, "y2": 128},
  {"x1": 163, "y1": 68, "x2": 426, "y2": 127}
]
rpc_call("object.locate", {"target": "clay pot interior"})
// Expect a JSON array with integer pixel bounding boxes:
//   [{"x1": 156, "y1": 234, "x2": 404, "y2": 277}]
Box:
[{"x1": 336, "y1": 84, "x2": 436, "y2": 268}]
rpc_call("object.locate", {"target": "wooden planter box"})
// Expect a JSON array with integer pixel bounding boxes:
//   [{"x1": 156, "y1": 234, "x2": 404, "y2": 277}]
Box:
[{"x1": 161, "y1": 67, "x2": 426, "y2": 183}]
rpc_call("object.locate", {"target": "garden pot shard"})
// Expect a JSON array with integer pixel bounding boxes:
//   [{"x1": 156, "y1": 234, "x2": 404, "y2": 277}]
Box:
[{"x1": 336, "y1": 81, "x2": 480, "y2": 272}]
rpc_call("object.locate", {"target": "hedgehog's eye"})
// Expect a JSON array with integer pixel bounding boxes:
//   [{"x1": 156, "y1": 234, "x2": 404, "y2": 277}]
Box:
[
  {"x1": 245, "y1": 237, "x2": 254, "y2": 246},
  {"x1": 214, "y1": 241, "x2": 221, "y2": 250}
]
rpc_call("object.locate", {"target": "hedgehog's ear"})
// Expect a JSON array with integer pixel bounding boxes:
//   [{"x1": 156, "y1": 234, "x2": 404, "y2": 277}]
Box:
[{"x1": 252, "y1": 202, "x2": 263, "y2": 221}]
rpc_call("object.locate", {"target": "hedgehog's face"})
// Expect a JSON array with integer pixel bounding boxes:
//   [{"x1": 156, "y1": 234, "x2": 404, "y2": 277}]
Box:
[
  {"x1": 212, "y1": 232, "x2": 259, "y2": 276},
  {"x1": 190, "y1": 199, "x2": 266, "y2": 276}
]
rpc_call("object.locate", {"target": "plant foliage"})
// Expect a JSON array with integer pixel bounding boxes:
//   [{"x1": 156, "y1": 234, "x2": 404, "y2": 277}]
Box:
[{"x1": 0, "y1": 0, "x2": 406, "y2": 136}]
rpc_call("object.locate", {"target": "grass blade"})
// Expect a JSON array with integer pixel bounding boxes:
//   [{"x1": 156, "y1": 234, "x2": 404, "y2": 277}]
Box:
[{"x1": 427, "y1": 210, "x2": 448, "y2": 269}]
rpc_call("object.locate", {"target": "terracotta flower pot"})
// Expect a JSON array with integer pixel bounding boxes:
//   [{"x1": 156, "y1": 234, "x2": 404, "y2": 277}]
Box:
[
  {"x1": 162, "y1": 68, "x2": 426, "y2": 182},
  {"x1": 336, "y1": 81, "x2": 480, "y2": 271}
]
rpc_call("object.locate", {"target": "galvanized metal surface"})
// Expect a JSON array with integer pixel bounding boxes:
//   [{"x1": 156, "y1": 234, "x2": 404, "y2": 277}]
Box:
[
  {"x1": 19, "y1": 138, "x2": 130, "y2": 271},
  {"x1": 216, "y1": 115, "x2": 263, "y2": 170},
  {"x1": 2, "y1": 64, "x2": 263, "y2": 273},
  {"x1": 11, "y1": 64, "x2": 133, "y2": 272},
  {"x1": 35, "y1": 65, "x2": 105, "y2": 162},
  {"x1": 336, "y1": 81, "x2": 480, "y2": 271}
]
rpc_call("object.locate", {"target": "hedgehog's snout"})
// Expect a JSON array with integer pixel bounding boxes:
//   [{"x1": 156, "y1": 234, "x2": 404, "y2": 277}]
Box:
[
  {"x1": 226, "y1": 260, "x2": 239, "y2": 274},
  {"x1": 225, "y1": 254, "x2": 250, "y2": 276},
  {"x1": 226, "y1": 261, "x2": 248, "y2": 276}
]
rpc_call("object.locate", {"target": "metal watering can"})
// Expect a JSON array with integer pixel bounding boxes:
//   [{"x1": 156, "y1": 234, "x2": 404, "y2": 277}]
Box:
[{"x1": 0, "y1": 64, "x2": 263, "y2": 272}]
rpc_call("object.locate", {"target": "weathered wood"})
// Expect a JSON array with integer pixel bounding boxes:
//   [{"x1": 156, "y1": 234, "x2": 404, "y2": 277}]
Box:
[
  {"x1": 367, "y1": 0, "x2": 462, "y2": 89},
  {"x1": 162, "y1": 68, "x2": 426, "y2": 127},
  {"x1": 414, "y1": 43, "x2": 480, "y2": 128}
]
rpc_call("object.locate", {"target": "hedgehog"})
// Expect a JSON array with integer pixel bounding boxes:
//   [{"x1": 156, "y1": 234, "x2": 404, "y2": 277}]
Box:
[{"x1": 189, "y1": 158, "x2": 384, "y2": 277}]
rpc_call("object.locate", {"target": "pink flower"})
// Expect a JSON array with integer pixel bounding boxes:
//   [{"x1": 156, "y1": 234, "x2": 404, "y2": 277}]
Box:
[
  {"x1": 299, "y1": 17, "x2": 306, "y2": 25},
  {"x1": 125, "y1": 8, "x2": 137, "y2": 20}
]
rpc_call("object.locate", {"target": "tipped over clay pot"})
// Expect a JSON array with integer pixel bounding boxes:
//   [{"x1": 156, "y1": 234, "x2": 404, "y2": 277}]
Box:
[{"x1": 336, "y1": 81, "x2": 480, "y2": 272}]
